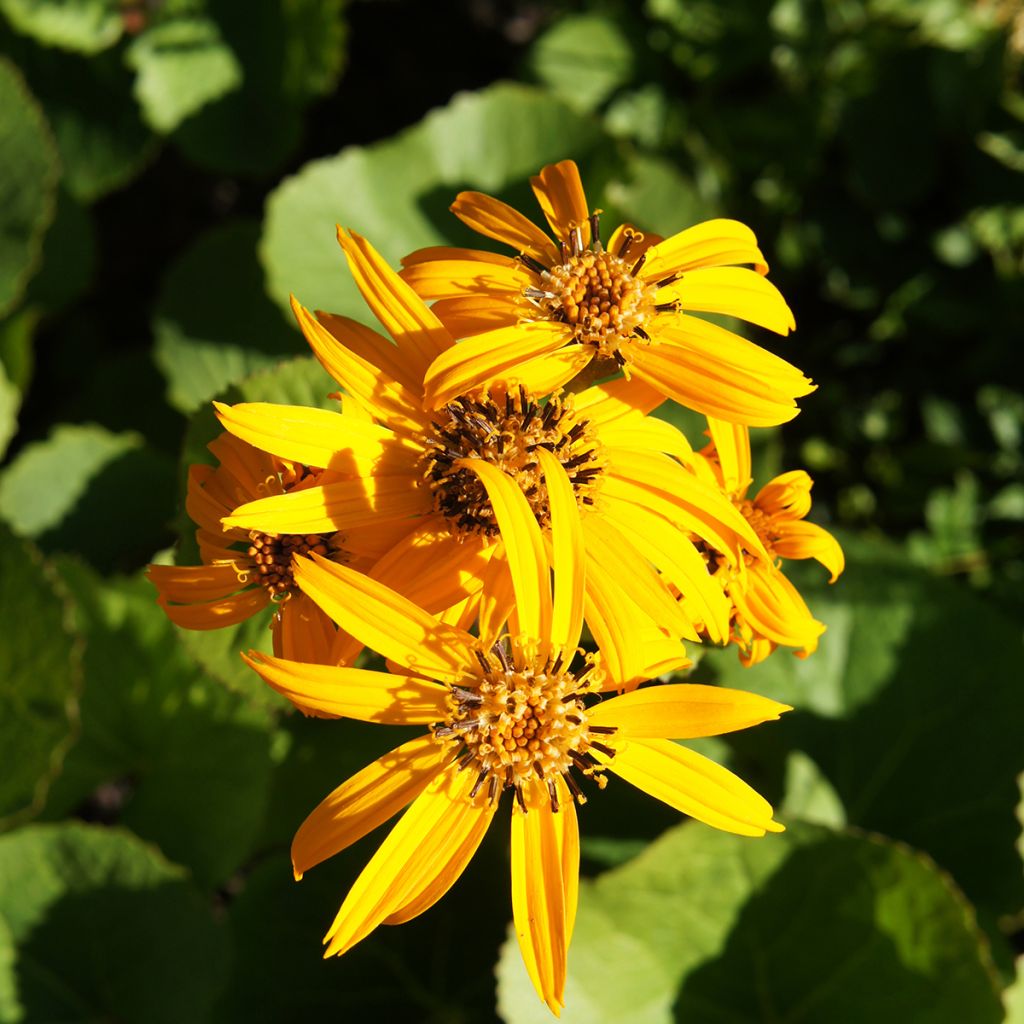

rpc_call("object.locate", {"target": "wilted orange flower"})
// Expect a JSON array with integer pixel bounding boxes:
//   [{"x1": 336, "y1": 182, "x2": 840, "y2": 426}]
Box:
[
  {"x1": 243, "y1": 462, "x2": 788, "y2": 1014},
  {"x1": 401, "y1": 159, "x2": 813, "y2": 426},
  {"x1": 690, "y1": 418, "x2": 845, "y2": 665}
]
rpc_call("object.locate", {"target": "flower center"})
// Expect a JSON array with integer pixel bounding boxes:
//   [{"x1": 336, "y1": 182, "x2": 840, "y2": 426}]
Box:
[
  {"x1": 420, "y1": 386, "x2": 603, "y2": 538},
  {"x1": 433, "y1": 646, "x2": 615, "y2": 811},
  {"x1": 247, "y1": 531, "x2": 348, "y2": 598},
  {"x1": 522, "y1": 219, "x2": 657, "y2": 360}
]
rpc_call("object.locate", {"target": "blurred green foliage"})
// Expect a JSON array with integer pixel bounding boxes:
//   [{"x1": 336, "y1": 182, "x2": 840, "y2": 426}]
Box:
[{"x1": 0, "y1": 1, "x2": 1020, "y2": 1021}]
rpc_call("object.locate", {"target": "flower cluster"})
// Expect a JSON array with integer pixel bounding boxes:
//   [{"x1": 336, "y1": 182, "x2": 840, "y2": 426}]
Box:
[{"x1": 150, "y1": 160, "x2": 842, "y2": 1014}]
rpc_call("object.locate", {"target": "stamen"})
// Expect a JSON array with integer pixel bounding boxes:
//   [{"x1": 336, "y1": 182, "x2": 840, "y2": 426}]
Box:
[{"x1": 518, "y1": 253, "x2": 548, "y2": 275}]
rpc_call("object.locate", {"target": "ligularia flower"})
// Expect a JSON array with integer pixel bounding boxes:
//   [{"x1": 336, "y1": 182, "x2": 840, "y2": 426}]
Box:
[{"x1": 243, "y1": 457, "x2": 789, "y2": 1014}]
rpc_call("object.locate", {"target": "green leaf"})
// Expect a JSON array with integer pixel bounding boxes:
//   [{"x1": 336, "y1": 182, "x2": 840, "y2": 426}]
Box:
[
  {"x1": 0, "y1": 57, "x2": 59, "y2": 317},
  {"x1": 0, "y1": 823, "x2": 229, "y2": 1023},
  {"x1": 0, "y1": 0, "x2": 122, "y2": 54},
  {"x1": 604, "y1": 154, "x2": 708, "y2": 237},
  {"x1": 1007, "y1": 956, "x2": 1024, "y2": 1024},
  {"x1": 261, "y1": 82, "x2": 602, "y2": 319},
  {"x1": 173, "y1": 0, "x2": 346, "y2": 175},
  {"x1": 43, "y1": 565, "x2": 276, "y2": 889},
  {"x1": 0, "y1": 915, "x2": 17, "y2": 1023},
  {"x1": 0, "y1": 524, "x2": 80, "y2": 825},
  {"x1": 528, "y1": 14, "x2": 634, "y2": 113},
  {"x1": 497, "y1": 824, "x2": 1002, "y2": 1024},
  {"x1": 0, "y1": 353, "x2": 19, "y2": 462},
  {"x1": 23, "y1": 188, "x2": 95, "y2": 314},
  {"x1": 697, "y1": 536, "x2": 1024, "y2": 924},
  {"x1": 127, "y1": 15, "x2": 242, "y2": 134},
  {"x1": 153, "y1": 221, "x2": 305, "y2": 413},
  {"x1": 0, "y1": 422, "x2": 139, "y2": 534}
]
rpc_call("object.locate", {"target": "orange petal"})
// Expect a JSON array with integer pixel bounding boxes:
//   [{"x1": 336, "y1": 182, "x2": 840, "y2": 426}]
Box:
[
  {"x1": 147, "y1": 562, "x2": 248, "y2": 603},
  {"x1": 400, "y1": 257, "x2": 531, "y2": 301},
  {"x1": 158, "y1": 587, "x2": 268, "y2": 630},
  {"x1": 450, "y1": 191, "x2": 561, "y2": 265},
  {"x1": 530, "y1": 160, "x2": 590, "y2": 245}
]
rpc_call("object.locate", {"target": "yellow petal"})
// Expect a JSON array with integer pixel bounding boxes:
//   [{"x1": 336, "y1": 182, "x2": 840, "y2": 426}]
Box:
[
  {"x1": 213, "y1": 400, "x2": 412, "y2": 473},
  {"x1": 291, "y1": 297, "x2": 426, "y2": 434},
  {"x1": 772, "y1": 520, "x2": 845, "y2": 582},
  {"x1": 429, "y1": 295, "x2": 520, "y2": 338},
  {"x1": 293, "y1": 553, "x2": 480, "y2": 684},
  {"x1": 450, "y1": 191, "x2": 561, "y2": 265},
  {"x1": 315, "y1": 310, "x2": 423, "y2": 393},
  {"x1": 537, "y1": 448, "x2": 585, "y2": 659},
  {"x1": 753, "y1": 469, "x2": 813, "y2": 519},
  {"x1": 337, "y1": 228, "x2": 453, "y2": 377},
  {"x1": 598, "y1": 411, "x2": 695, "y2": 461},
  {"x1": 367, "y1": 517, "x2": 492, "y2": 614},
  {"x1": 400, "y1": 257, "x2": 530, "y2": 301},
  {"x1": 243, "y1": 651, "x2": 450, "y2": 723},
  {"x1": 223, "y1": 475, "x2": 430, "y2": 534},
  {"x1": 660, "y1": 266, "x2": 795, "y2": 335},
  {"x1": 382, "y1": 788, "x2": 498, "y2": 925},
  {"x1": 291, "y1": 734, "x2": 447, "y2": 878},
  {"x1": 607, "y1": 737, "x2": 783, "y2": 836},
  {"x1": 607, "y1": 223, "x2": 661, "y2": 262},
  {"x1": 277, "y1": 592, "x2": 338, "y2": 664},
  {"x1": 508, "y1": 345, "x2": 592, "y2": 398},
  {"x1": 597, "y1": 496, "x2": 732, "y2": 644},
  {"x1": 730, "y1": 564, "x2": 825, "y2": 653},
  {"x1": 422, "y1": 321, "x2": 573, "y2": 410},
  {"x1": 452, "y1": 459, "x2": 551, "y2": 647},
  {"x1": 158, "y1": 587, "x2": 268, "y2": 630},
  {"x1": 642, "y1": 219, "x2": 769, "y2": 280},
  {"x1": 707, "y1": 417, "x2": 753, "y2": 496},
  {"x1": 147, "y1": 562, "x2": 247, "y2": 603},
  {"x1": 590, "y1": 683, "x2": 790, "y2": 738},
  {"x1": 530, "y1": 160, "x2": 590, "y2": 246},
  {"x1": 323, "y1": 765, "x2": 490, "y2": 957},
  {"x1": 572, "y1": 375, "x2": 666, "y2": 424},
  {"x1": 510, "y1": 776, "x2": 578, "y2": 1015},
  {"x1": 402, "y1": 244, "x2": 514, "y2": 267}
]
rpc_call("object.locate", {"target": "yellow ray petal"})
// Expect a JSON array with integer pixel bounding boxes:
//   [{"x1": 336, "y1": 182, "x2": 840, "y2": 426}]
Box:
[
  {"x1": 537, "y1": 449, "x2": 585, "y2": 659},
  {"x1": 323, "y1": 765, "x2": 490, "y2": 957},
  {"x1": 731, "y1": 565, "x2": 825, "y2": 653},
  {"x1": 641, "y1": 219, "x2": 769, "y2": 280},
  {"x1": 475, "y1": 541, "x2": 518, "y2": 648},
  {"x1": 573, "y1": 375, "x2": 666, "y2": 424},
  {"x1": 382, "y1": 788, "x2": 498, "y2": 925},
  {"x1": 314, "y1": 310, "x2": 422, "y2": 393},
  {"x1": 659, "y1": 266, "x2": 795, "y2": 335},
  {"x1": 510, "y1": 776, "x2": 577, "y2": 1015},
  {"x1": 508, "y1": 345, "x2": 592, "y2": 398},
  {"x1": 753, "y1": 469, "x2": 814, "y2": 520},
  {"x1": 429, "y1": 295, "x2": 520, "y2": 338},
  {"x1": 147, "y1": 562, "x2": 247, "y2": 603},
  {"x1": 629, "y1": 346, "x2": 803, "y2": 428},
  {"x1": 243, "y1": 651, "x2": 450, "y2": 723},
  {"x1": 582, "y1": 515, "x2": 692, "y2": 638},
  {"x1": 400, "y1": 257, "x2": 530, "y2": 300},
  {"x1": 277, "y1": 592, "x2": 337, "y2": 664},
  {"x1": 422, "y1": 321, "x2": 573, "y2": 410},
  {"x1": 185, "y1": 465, "x2": 235, "y2": 535},
  {"x1": 531, "y1": 160, "x2": 590, "y2": 246},
  {"x1": 772, "y1": 520, "x2": 845, "y2": 582},
  {"x1": 291, "y1": 298, "x2": 426, "y2": 434},
  {"x1": 450, "y1": 191, "x2": 561, "y2": 265},
  {"x1": 291, "y1": 733, "x2": 447, "y2": 879},
  {"x1": 452, "y1": 459, "x2": 551, "y2": 647},
  {"x1": 597, "y1": 496, "x2": 732, "y2": 644},
  {"x1": 607, "y1": 737, "x2": 783, "y2": 836},
  {"x1": 294, "y1": 553, "x2": 480, "y2": 684},
  {"x1": 598, "y1": 411, "x2": 695, "y2": 461},
  {"x1": 366, "y1": 516, "x2": 492, "y2": 614},
  {"x1": 224, "y1": 475, "x2": 430, "y2": 534},
  {"x1": 158, "y1": 587, "x2": 268, "y2": 629},
  {"x1": 206, "y1": 433, "x2": 276, "y2": 498},
  {"x1": 402, "y1": 244, "x2": 514, "y2": 267},
  {"x1": 607, "y1": 223, "x2": 661, "y2": 261},
  {"x1": 214, "y1": 400, "x2": 414, "y2": 473},
  {"x1": 706, "y1": 417, "x2": 753, "y2": 496},
  {"x1": 337, "y1": 228, "x2": 453, "y2": 376},
  {"x1": 590, "y1": 683, "x2": 790, "y2": 738}
]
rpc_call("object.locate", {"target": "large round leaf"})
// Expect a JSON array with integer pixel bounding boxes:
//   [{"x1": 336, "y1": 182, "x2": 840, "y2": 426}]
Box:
[{"x1": 0, "y1": 823, "x2": 228, "y2": 1023}]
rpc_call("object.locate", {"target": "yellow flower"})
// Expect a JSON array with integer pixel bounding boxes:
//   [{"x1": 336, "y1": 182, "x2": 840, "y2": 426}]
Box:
[
  {"x1": 691, "y1": 418, "x2": 845, "y2": 666},
  {"x1": 401, "y1": 159, "x2": 814, "y2": 426},
  {"x1": 213, "y1": 229, "x2": 775, "y2": 687},
  {"x1": 243, "y1": 462, "x2": 788, "y2": 1014},
  {"x1": 147, "y1": 430, "x2": 407, "y2": 664}
]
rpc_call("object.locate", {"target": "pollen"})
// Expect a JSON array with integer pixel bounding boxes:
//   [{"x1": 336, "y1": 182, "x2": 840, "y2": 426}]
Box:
[
  {"x1": 247, "y1": 531, "x2": 348, "y2": 599},
  {"x1": 523, "y1": 217, "x2": 656, "y2": 360},
  {"x1": 433, "y1": 646, "x2": 615, "y2": 811},
  {"x1": 420, "y1": 385, "x2": 603, "y2": 538}
]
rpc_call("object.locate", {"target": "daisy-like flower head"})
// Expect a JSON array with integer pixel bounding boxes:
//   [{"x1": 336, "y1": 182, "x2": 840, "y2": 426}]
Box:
[
  {"x1": 213, "y1": 229, "x2": 778, "y2": 687},
  {"x1": 147, "y1": 430, "x2": 403, "y2": 664},
  {"x1": 401, "y1": 159, "x2": 815, "y2": 426},
  {"x1": 243, "y1": 457, "x2": 789, "y2": 1014},
  {"x1": 691, "y1": 418, "x2": 846, "y2": 666}
]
